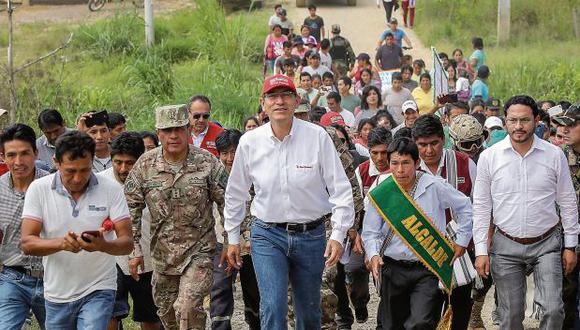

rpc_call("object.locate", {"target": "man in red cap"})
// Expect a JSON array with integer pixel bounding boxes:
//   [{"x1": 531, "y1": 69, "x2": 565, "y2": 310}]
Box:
[{"x1": 225, "y1": 74, "x2": 355, "y2": 329}]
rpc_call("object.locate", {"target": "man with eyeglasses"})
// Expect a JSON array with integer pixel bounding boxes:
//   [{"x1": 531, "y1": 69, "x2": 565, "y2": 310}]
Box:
[
  {"x1": 187, "y1": 94, "x2": 224, "y2": 157},
  {"x1": 412, "y1": 114, "x2": 478, "y2": 330},
  {"x1": 224, "y1": 74, "x2": 355, "y2": 329},
  {"x1": 473, "y1": 95, "x2": 579, "y2": 329}
]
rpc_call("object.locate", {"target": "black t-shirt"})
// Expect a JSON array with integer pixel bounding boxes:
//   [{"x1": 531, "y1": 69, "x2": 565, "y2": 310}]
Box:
[{"x1": 303, "y1": 16, "x2": 324, "y2": 42}]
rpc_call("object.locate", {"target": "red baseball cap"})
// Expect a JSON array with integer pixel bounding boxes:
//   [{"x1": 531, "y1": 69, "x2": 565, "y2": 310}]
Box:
[
  {"x1": 320, "y1": 111, "x2": 346, "y2": 127},
  {"x1": 261, "y1": 74, "x2": 297, "y2": 96}
]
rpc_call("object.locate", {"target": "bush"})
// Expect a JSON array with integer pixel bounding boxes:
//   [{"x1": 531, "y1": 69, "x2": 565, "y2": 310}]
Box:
[{"x1": 125, "y1": 50, "x2": 175, "y2": 99}]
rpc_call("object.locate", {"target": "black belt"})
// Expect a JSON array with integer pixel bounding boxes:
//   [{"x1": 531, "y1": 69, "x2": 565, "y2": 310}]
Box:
[
  {"x1": 272, "y1": 217, "x2": 325, "y2": 233},
  {"x1": 3, "y1": 265, "x2": 44, "y2": 279},
  {"x1": 382, "y1": 256, "x2": 422, "y2": 267}
]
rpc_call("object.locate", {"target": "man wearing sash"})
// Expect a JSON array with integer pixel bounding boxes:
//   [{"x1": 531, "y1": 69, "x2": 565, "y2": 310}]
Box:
[{"x1": 362, "y1": 137, "x2": 473, "y2": 329}]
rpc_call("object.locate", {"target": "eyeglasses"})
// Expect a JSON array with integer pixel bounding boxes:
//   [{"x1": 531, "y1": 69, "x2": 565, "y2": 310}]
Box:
[
  {"x1": 456, "y1": 139, "x2": 483, "y2": 153},
  {"x1": 192, "y1": 113, "x2": 210, "y2": 120},
  {"x1": 264, "y1": 91, "x2": 295, "y2": 100},
  {"x1": 506, "y1": 117, "x2": 533, "y2": 125}
]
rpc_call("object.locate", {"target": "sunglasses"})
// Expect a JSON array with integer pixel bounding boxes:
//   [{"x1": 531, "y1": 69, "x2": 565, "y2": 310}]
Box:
[
  {"x1": 456, "y1": 139, "x2": 483, "y2": 152},
  {"x1": 191, "y1": 113, "x2": 210, "y2": 120}
]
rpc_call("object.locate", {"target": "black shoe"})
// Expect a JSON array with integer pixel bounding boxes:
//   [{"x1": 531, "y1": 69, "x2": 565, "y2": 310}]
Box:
[{"x1": 355, "y1": 308, "x2": 368, "y2": 323}]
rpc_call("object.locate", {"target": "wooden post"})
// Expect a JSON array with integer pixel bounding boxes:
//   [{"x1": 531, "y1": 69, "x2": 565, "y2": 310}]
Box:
[
  {"x1": 497, "y1": 0, "x2": 510, "y2": 45},
  {"x1": 144, "y1": 0, "x2": 154, "y2": 48},
  {"x1": 573, "y1": 7, "x2": 580, "y2": 40},
  {"x1": 7, "y1": 0, "x2": 17, "y2": 123}
]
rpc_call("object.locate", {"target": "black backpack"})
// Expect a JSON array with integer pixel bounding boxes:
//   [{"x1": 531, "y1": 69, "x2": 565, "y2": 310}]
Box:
[{"x1": 330, "y1": 36, "x2": 348, "y2": 61}]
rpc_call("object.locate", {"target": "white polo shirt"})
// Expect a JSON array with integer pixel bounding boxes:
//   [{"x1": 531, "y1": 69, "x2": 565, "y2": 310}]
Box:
[{"x1": 22, "y1": 172, "x2": 130, "y2": 303}]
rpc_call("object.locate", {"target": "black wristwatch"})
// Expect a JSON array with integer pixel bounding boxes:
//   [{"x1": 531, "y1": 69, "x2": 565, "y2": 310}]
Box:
[{"x1": 564, "y1": 247, "x2": 576, "y2": 252}]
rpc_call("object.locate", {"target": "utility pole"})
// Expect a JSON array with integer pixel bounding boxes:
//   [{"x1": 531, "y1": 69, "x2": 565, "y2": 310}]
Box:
[
  {"x1": 497, "y1": 0, "x2": 510, "y2": 45},
  {"x1": 7, "y1": 0, "x2": 17, "y2": 123},
  {"x1": 144, "y1": 0, "x2": 154, "y2": 48}
]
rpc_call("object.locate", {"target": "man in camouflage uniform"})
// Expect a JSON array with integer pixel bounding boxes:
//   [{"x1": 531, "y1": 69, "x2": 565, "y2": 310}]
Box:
[
  {"x1": 329, "y1": 24, "x2": 356, "y2": 78},
  {"x1": 287, "y1": 109, "x2": 364, "y2": 329},
  {"x1": 553, "y1": 103, "x2": 580, "y2": 329},
  {"x1": 124, "y1": 105, "x2": 228, "y2": 330}
]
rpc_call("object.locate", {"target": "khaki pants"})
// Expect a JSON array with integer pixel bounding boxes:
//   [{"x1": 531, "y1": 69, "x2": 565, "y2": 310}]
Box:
[{"x1": 152, "y1": 257, "x2": 213, "y2": 330}]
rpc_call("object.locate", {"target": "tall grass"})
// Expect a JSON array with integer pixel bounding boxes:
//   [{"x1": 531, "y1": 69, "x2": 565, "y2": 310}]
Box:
[
  {"x1": 0, "y1": 1, "x2": 269, "y2": 131},
  {"x1": 414, "y1": 0, "x2": 579, "y2": 102}
]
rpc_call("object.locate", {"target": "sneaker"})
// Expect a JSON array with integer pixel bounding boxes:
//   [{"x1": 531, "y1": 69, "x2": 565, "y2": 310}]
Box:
[{"x1": 355, "y1": 308, "x2": 368, "y2": 324}]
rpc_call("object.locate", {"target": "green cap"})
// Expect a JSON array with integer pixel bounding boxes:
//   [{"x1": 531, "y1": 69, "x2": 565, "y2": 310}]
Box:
[{"x1": 155, "y1": 104, "x2": 189, "y2": 129}]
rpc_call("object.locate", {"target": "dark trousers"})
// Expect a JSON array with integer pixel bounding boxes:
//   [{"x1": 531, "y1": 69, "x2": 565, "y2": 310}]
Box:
[
  {"x1": 240, "y1": 254, "x2": 261, "y2": 330},
  {"x1": 563, "y1": 257, "x2": 580, "y2": 329},
  {"x1": 379, "y1": 257, "x2": 443, "y2": 330},
  {"x1": 210, "y1": 245, "x2": 260, "y2": 330},
  {"x1": 382, "y1": 1, "x2": 395, "y2": 23},
  {"x1": 335, "y1": 261, "x2": 370, "y2": 329},
  {"x1": 440, "y1": 283, "x2": 473, "y2": 330}
]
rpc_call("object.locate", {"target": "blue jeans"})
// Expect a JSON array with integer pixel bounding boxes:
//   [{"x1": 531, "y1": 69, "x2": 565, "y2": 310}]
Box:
[
  {"x1": 251, "y1": 218, "x2": 326, "y2": 330},
  {"x1": 45, "y1": 289, "x2": 115, "y2": 330},
  {"x1": 0, "y1": 267, "x2": 46, "y2": 330}
]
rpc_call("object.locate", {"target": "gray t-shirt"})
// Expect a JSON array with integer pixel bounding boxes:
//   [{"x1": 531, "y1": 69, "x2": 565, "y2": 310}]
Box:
[
  {"x1": 375, "y1": 45, "x2": 403, "y2": 71},
  {"x1": 382, "y1": 87, "x2": 414, "y2": 125}
]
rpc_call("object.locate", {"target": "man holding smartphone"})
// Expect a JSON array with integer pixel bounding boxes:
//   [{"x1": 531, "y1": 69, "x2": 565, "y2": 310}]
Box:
[{"x1": 20, "y1": 131, "x2": 133, "y2": 329}]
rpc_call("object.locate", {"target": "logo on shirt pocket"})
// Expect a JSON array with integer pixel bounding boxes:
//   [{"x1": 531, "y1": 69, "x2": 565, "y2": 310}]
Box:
[{"x1": 88, "y1": 205, "x2": 107, "y2": 212}]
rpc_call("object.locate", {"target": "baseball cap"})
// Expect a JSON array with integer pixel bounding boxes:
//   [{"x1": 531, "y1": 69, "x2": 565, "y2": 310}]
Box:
[
  {"x1": 331, "y1": 24, "x2": 341, "y2": 34},
  {"x1": 292, "y1": 37, "x2": 304, "y2": 46},
  {"x1": 484, "y1": 116, "x2": 504, "y2": 130},
  {"x1": 279, "y1": 8, "x2": 287, "y2": 16},
  {"x1": 309, "y1": 52, "x2": 320, "y2": 59},
  {"x1": 155, "y1": 104, "x2": 189, "y2": 129},
  {"x1": 552, "y1": 103, "x2": 580, "y2": 126},
  {"x1": 320, "y1": 111, "x2": 345, "y2": 127},
  {"x1": 295, "y1": 100, "x2": 311, "y2": 114},
  {"x1": 261, "y1": 74, "x2": 297, "y2": 96},
  {"x1": 402, "y1": 100, "x2": 418, "y2": 113},
  {"x1": 356, "y1": 53, "x2": 370, "y2": 61},
  {"x1": 389, "y1": 18, "x2": 398, "y2": 24},
  {"x1": 486, "y1": 98, "x2": 501, "y2": 110}
]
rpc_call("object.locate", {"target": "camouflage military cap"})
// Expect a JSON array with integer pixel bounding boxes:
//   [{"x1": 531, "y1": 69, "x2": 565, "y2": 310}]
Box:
[
  {"x1": 155, "y1": 104, "x2": 189, "y2": 129},
  {"x1": 553, "y1": 103, "x2": 580, "y2": 127},
  {"x1": 449, "y1": 114, "x2": 483, "y2": 142}
]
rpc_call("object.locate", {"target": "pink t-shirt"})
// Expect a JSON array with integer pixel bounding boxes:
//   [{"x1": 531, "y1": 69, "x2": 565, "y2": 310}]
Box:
[{"x1": 266, "y1": 35, "x2": 288, "y2": 60}]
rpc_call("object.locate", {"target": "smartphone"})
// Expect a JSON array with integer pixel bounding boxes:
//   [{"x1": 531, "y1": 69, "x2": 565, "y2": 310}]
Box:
[
  {"x1": 85, "y1": 110, "x2": 109, "y2": 128},
  {"x1": 81, "y1": 230, "x2": 100, "y2": 243},
  {"x1": 437, "y1": 93, "x2": 458, "y2": 105}
]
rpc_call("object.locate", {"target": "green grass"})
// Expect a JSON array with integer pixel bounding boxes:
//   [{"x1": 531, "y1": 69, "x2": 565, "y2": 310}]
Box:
[
  {"x1": 413, "y1": 0, "x2": 579, "y2": 102},
  {"x1": 0, "y1": 0, "x2": 269, "y2": 131}
]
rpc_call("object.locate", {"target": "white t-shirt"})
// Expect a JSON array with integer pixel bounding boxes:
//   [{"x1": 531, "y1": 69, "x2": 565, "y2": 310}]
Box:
[
  {"x1": 98, "y1": 168, "x2": 153, "y2": 275},
  {"x1": 22, "y1": 172, "x2": 130, "y2": 303},
  {"x1": 339, "y1": 109, "x2": 356, "y2": 128},
  {"x1": 320, "y1": 51, "x2": 332, "y2": 69}
]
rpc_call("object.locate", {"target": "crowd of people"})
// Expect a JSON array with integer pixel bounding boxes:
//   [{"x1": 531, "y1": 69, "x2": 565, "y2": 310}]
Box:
[{"x1": 0, "y1": 3, "x2": 578, "y2": 330}]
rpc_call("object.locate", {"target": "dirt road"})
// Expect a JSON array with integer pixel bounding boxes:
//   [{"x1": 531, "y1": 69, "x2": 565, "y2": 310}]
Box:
[{"x1": 285, "y1": 0, "x2": 432, "y2": 67}]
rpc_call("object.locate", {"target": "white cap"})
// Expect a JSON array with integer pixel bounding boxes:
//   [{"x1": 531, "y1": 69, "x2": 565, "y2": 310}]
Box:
[
  {"x1": 401, "y1": 100, "x2": 418, "y2": 113},
  {"x1": 0, "y1": 109, "x2": 7, "y2": 117},
  {"x1": 484, "y1": 116, "x2": 503, "y2": 129}
]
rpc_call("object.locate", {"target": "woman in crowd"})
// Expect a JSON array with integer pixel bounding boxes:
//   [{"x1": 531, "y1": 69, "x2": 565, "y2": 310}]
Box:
[
  {"x1": 354, "y1": 85, "x2": 384, "y2": 125},
  {"x1": 349, "y1": 53, "x2": 380, "y2": 85},
  {"x1": 299, "y1": 25, "x2": 318, "y2": 48},
  {"x1": 411, "y1": 59, "x2": 425, "y2": 82},
  {"x1": 243, "y1": 116, "x2": 260, "y2": 132},
  {"x1": 469, "y1": 37, "x2": 486, "y2": 72},
  {"x1": 353, "y1": 118, "x2": 376, "y2": 158},
  {"x1": 263, "y1": 24, "x2": 288, "y2": 75},
  {"x1": 400, "y1": 64, "x2": 418, "y2": 92},
  {"x1": 373, "y1": 110, "x2": 397, "y2": 130},
  {"x1": 411, "y1": 72, "x2": 435, "y2": 114},
  {"x1": 446, "y1": 62, "x2": 458, "y2": 91},
  {"x1": 452, "y1": 48, "x2": 473, "y2": 82},
  {"x1": 354, "y1": 69, "x2": 381, "y2": 97}
]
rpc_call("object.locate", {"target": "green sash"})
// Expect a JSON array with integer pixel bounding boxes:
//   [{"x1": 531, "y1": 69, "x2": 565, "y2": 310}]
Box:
[{"x1": 369, "y1": 175, "x2": 455, "y2": 293}]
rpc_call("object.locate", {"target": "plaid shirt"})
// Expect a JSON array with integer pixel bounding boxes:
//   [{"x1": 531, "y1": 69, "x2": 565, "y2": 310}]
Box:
[{"x1": 0, "y1": 168, "x2": 48, "y2": 270}]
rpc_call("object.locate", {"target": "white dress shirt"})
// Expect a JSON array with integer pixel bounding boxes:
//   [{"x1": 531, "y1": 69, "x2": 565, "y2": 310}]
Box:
[
  {"x1": 224, "y1": 119, "x2": 355, "y2": 245},
  {"x1": 191, "y1": 125, "x2": 209, "y2": 148},
  {"x1": 473, "y1": 135, "x2": 580, "y2": 256},
  {"x1": 419, "y1": 149, "x2": 477, "y2": 196},
  {"x1": 362, "y1": 172, "x2": 473, "y2": 261}
]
